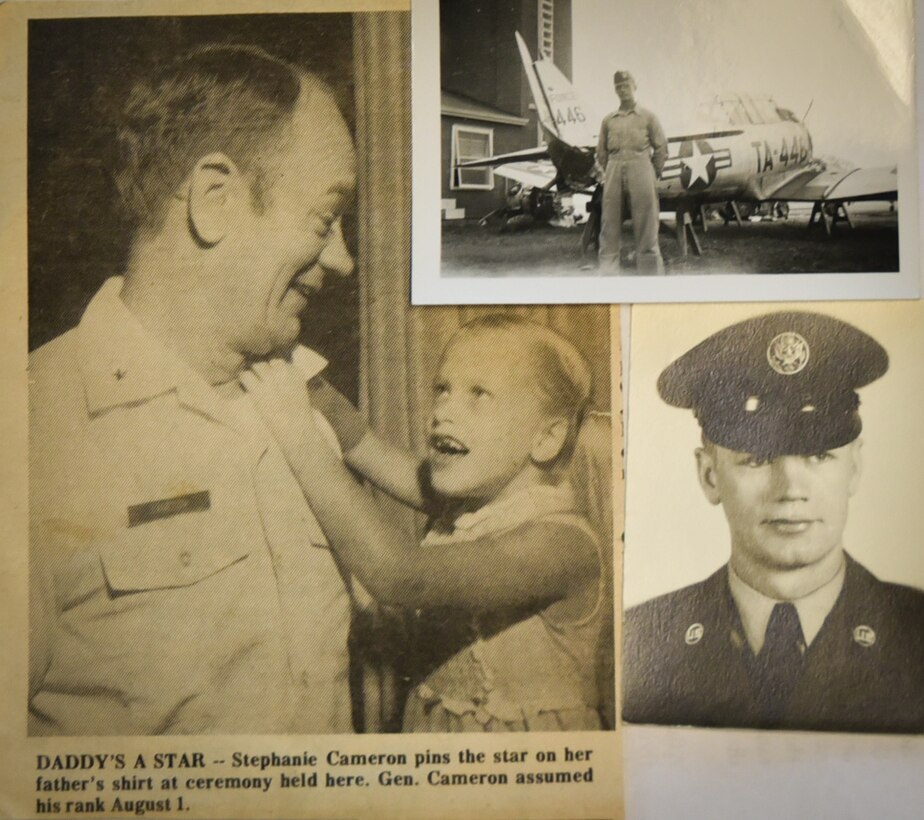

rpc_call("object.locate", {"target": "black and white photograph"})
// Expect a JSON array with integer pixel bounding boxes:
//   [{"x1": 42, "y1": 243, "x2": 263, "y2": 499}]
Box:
[
  {"x1": 412, "y1": 0, "x2": 920, "y2": 304},
  {"x1": 24, "y1": 10, "x2": 616, "y2": 743},
  {"x1": 622, "y1": 301, "x2": 924, "y2": 734}
]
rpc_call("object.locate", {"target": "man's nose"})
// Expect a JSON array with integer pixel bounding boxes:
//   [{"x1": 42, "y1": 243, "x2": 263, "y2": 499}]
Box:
[
  {"x1": 771, "y1": 456, "x2": 810, "y2": 500},
  {"x1": 319, "y1": 221, "x2": 354, "y2": 278}
]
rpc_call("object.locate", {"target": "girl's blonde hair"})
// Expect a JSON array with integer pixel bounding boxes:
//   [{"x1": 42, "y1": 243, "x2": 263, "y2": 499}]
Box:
[{"x1": 453, "y1": 314, "x2": 593, "y2": 466}]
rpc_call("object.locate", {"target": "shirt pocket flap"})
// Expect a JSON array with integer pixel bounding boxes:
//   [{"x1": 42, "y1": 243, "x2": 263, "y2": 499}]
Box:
[{"x1": 98, "y1": 505, "x2": 251, "y2": 592}]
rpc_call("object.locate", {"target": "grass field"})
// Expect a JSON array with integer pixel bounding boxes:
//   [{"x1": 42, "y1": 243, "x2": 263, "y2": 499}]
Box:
[{"x1": 441, "y1": 204, "x2": 899, "y2": 278}]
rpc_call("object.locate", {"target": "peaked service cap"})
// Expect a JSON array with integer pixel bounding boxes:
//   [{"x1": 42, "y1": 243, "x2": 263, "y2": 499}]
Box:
[
  {"x1": 657, "y1": 311, "x2": 888, "y2": 457},
  {"x1": 613, "y1": 71, "x2": 635, "y2": 85}
]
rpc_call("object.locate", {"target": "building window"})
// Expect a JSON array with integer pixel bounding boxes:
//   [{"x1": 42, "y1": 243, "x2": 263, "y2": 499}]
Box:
[
  {"x1": 539, "y1": 0, "x2": 554, "y2": 61},
  {"x1": 450, "y1": 124, "x2": 494, "y2": 190}
]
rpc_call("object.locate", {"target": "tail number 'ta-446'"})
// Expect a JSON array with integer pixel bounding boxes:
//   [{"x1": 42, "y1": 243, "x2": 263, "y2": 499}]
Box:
[
  {"x1": 751, "y1": 135, "x2": 811, "y2": 172},
  {"x1": 554, "y1": 106, "x2": 587, "y2": 126}
]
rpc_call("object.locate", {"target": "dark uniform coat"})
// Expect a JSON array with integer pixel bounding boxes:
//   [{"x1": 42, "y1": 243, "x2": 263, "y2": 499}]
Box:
[{"x1": 623, "y1": 555, "x2": 924, "y2": 733}]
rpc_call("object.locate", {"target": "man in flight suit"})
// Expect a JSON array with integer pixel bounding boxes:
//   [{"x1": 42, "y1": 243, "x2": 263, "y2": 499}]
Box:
[
  {"x1": 29, "y1": 45, "x2": 360, "y2": 735},
  {"x1": 622, "y1": 311, "x2": 924, "y2": 732},
  {"x1": 595, "y1": 71, "x2": 667, "y2": 275}
]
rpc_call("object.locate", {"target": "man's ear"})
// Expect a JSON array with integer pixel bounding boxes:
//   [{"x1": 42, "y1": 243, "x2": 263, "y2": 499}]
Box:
[
  {"x1": 186, "y1": 153, "x2": 244, "y2": 247},
  {"x1": 531, "y1": 418, "x2": 569, "y2": 465},
  {"x1": 695, "y1": 446, "x2": 722, "y2": 506}
]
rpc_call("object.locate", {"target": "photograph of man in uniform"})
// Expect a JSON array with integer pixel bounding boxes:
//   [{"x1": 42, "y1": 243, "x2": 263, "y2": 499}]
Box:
[
  {"x1": 623, "y1": 308, "x2": 924, "y2": 733},
  {"x1": 27, "y1": 16, "x2": 377, "y2": 736},
  {"x1": 595, "y1": 71, "x2": 666, "y2": 275}
]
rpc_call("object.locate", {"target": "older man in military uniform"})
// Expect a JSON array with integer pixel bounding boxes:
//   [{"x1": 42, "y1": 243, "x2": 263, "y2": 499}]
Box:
[
  {"x1": 596, "y1": 71, "x2": 667, "y2": 275},
  {"x1": 28, "y1": 45, "x2": 359, "y2": 736},
  {"x1": 623, "y1": 311, "x2": 924, "y2": 733}
]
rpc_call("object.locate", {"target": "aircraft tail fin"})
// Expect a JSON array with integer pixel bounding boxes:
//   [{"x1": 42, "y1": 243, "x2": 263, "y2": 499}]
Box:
[{"x1": 515, "y1": 31, "x2": 598, "y2": 149}]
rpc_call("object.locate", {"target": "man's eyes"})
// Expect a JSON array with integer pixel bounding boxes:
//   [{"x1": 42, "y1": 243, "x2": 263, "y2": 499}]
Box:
[
  {"x1": 743, "y1": 456, "x2": 770, "y2": 468},
  {"x1": 738, "y1": 452, "x2": 834, "y2": 468},
  {"x1": 309, "y1": 213, "x2": 339, "y2": 238}
]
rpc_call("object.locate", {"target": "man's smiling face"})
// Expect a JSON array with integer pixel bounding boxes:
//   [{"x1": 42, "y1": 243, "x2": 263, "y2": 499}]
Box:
[{"x1": 219, "y1": 82, "x2": 356, "y2": 359}]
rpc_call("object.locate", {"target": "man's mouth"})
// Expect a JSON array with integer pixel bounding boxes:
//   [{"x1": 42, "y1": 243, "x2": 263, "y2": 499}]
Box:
[
  {"x1": 763, "y1": 518, "x2": 817, "y2": 535},
  {"x1": 429, "y1": 434, "x2": 469, "y2": 458}
]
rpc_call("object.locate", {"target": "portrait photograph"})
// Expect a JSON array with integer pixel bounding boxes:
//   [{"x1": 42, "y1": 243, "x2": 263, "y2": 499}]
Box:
[
  {"x1": 412, "y1": 0, "x2": 920, "y2": 304},
  {"x1": 622, "y1": 299, "x2": 924, "y2": 734}
]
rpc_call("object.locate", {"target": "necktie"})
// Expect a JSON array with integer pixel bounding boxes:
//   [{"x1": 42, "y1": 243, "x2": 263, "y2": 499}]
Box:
[{"x1": 754, "y1": 602, "x2": 806, "y2": 721}]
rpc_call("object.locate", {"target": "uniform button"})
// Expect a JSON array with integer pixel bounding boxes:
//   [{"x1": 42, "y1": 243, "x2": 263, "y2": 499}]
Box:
[
  {"x1": 853, "y1": 625, "x2": 876, "y2": 647},
  {"x1": 179, "y1": 551, "x2": 192, "y2": 567},
  {"x1": 685, "y1": 623, "x2": 704, "y2": 645}
]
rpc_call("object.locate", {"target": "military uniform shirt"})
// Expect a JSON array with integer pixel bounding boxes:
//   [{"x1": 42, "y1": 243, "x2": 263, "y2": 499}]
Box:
[
  {"x1": 29, "y1": 278, "x2": 353, "y2": 735},
  {"x1": 623, "y1": 555, "x2": 924, "y2": 733},
  {"x1": 728, "y1": 560, "x2": 845, "y2": 653},
  {"x1": 595, "y1": 106, "x2": 667, "y2": 174}
]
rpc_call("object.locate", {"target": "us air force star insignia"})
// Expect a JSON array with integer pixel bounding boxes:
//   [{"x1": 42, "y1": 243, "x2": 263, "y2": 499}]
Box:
[
  {"x1": 767, "y1": 332, "x2": 810, "y2": 375},
  {"x1": 684, "y1": 623, "x2": 704, "y2": 645},
  {"x1": 853, "y1": 625, "x2": 876, "y2": 647}
]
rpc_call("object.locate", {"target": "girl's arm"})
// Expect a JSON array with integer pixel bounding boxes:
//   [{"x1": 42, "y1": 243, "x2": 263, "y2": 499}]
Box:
[
  {"x1": 242, "y1": 360, "x2": 597, "y2": 610},
  {"x1": 307, "y1": 376, "x2": 427, "y2": 508}
]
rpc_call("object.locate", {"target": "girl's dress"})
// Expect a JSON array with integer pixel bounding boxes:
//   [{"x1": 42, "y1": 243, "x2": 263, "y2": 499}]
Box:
[{"x1": 402, "y1": 484, "x2": 606, "y2": 732}]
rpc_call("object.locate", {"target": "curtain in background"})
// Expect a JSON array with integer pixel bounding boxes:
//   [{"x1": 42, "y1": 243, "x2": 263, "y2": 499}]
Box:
[{"x1": 353, "y1": 12, "x2": 614, "y2": 731}]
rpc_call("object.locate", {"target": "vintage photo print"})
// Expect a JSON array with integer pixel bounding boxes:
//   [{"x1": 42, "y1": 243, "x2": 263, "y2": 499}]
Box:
[
  {"x1": 622, "y1": 300, "x2": 924, "y2": 733},
  {"x1": 1, "y1": 3, "x2": 623, "y2": 818},
  {"x1": 412, "y1": 0, "x2": 920, "y2": 304}
]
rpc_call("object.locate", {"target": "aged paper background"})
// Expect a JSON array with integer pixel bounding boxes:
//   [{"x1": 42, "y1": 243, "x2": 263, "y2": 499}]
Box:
[{"x1": 0, "y1": 1, "x2": 624, "y2": 818}]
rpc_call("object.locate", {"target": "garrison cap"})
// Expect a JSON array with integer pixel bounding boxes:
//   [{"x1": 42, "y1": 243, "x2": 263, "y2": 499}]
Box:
[
  {"x1": 657, "y1": 312, "x2": 888, "y2": 457},
  {"x1": 613, "y1": 71, "x2": 635, "y2": 85}
]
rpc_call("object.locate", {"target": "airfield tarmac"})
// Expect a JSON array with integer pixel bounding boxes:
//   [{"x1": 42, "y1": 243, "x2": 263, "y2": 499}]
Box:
[{"x1": 441, "y1": 203, "x2": 899, "y2": 277}]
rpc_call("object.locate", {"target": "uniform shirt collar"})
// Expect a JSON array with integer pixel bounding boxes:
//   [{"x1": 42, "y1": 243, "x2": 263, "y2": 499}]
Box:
[
  {"x1": 77, "y1": 277, "x2": 328, "y2": 416},
  {"x1": 77, "y1": 277, "x2": 196, "y2": 414},
  {"x1": 728, "y1": 557, "x2": 846, "y2": 654}
]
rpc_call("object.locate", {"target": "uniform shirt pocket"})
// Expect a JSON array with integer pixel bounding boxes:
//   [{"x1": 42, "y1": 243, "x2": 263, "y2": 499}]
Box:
[{"x1": 98, "y1": 497, "x2": 252, "y2": 592}]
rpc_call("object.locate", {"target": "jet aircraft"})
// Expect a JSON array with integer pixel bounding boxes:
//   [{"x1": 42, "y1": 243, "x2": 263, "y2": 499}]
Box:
[{"x1": 460, "y1": 33, "x2": 898, "y2": 247}]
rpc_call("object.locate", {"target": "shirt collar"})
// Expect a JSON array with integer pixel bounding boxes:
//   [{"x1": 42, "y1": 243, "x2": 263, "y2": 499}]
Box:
[
  {"x1": 77, "y1": 277, "x2": 195, "y2": 415},
  {"x1": 77, "y1": 277, "x2": 328, "y2": 416},
  {"x1": 728, "y1": 557, "x2": 846, "y2": 654}
]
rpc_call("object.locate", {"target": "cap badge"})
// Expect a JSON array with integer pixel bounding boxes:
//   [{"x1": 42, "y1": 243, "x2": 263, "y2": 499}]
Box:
[
  {"x1": 767, "y1": 332, "x2": 810, "y2": 375},
  {"x1": 684, "y1": 623, "x2": 704, "y2": 645},
  {"x1": 853, "y1": 625, "x2": 876, "y2": 647}
]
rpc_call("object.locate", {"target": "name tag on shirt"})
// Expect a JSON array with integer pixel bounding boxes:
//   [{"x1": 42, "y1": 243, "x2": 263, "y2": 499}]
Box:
[{"x1": 127, "y1": 490, "x2": 211, "y2": 527}]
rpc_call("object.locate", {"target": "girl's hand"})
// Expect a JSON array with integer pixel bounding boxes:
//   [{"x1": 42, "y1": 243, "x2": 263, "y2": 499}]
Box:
[{"x1": 240, "y1": 359, "x2": 328, "y2": 459}]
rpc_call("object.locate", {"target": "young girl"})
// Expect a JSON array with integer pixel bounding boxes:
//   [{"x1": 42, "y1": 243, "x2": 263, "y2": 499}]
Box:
[{"x1": 241, "y1": 316, "x2": 611, "y2": 731}]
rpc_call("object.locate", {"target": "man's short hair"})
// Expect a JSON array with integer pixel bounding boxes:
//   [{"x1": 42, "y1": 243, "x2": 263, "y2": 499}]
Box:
[{"x1": 115, "y1": 44, "x2": 308, "y2": 238}]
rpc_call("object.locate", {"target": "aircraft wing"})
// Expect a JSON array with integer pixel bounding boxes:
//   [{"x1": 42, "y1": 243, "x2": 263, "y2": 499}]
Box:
[
  {"x1": 456, "y1": 146, "x2": 551, "y2": 169},
  {"x1": 766, "y1": 164, "x2": 897, "y2": 202},
  {"x1": 491, "y1": 161, "x2": 559, "y2": 188}
]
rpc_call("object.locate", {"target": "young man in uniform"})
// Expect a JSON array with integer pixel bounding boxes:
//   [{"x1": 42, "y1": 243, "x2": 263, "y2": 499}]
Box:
[
  {"x1": 623, "y1": 311, "x2": 924, "y2": 732},
  {"x1": 595, "y1": 71, "x2": 667, "y2": 275}
]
